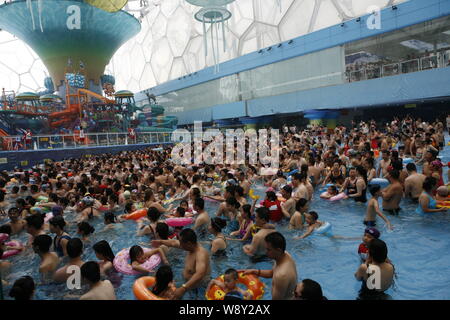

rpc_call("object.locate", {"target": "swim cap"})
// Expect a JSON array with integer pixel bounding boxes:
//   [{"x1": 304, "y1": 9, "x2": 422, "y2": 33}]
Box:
[
  {"x1": 364, "y1": 227, "x2": 380, "y2": 239},
  {"x1": 123, "y1": 190, "x2": 131, "y2": 199}
]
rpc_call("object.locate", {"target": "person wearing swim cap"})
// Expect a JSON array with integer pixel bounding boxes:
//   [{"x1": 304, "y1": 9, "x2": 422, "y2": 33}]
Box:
[{"x1": 358, "y1": 227, "x2": 380, "y2": 262}]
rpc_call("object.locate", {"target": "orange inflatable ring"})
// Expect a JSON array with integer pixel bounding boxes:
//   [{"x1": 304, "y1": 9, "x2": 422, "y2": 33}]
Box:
[
  {"x1": 277, "y1": 197, "x2": 286, "y2": 203},
  {"x1": 124, "y1": 208, "x2": 147, "y2": 220},
  {"x1": 205, "y1": 272, "x2": 265, "y2": 300},
  {"x1": 133, "y1": 276, "x2": 166, "y2": 300}
]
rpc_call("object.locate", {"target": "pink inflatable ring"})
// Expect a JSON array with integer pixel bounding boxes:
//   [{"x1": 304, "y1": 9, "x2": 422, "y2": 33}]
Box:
[
  {"x1": 1, "y1": 240, "x2": 23, "y2": 258},
  {"x1": 113, "y1": 248, "x2": 161, "y2": 275},
  {"x1": 166, "y1": 217, "x2": 194, "y2": 227}
]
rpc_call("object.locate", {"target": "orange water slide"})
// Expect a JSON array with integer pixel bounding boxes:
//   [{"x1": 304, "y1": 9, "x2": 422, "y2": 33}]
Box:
[{"x1": 77, "y1": 88, "x2": 115, "y2": 104}]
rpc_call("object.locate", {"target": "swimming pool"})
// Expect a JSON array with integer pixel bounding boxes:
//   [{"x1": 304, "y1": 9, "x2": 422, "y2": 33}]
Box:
[{"x1": 1, "y1": 151, "x2": 450, "y2": 300}]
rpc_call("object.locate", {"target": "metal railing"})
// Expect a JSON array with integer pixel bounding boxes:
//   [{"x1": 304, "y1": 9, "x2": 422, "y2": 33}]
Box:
[
  {"x1": 1, "y1": 131, "x2": 173, "y2": 151},
  {"x1": 346, "y1": 53, "x2": 446, "y2": 83}
]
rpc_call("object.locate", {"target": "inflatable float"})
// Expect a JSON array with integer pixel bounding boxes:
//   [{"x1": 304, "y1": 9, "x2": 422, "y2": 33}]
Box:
[
  {"x1": 123, "y1": 208, "x2": 147, "y2": 221},
  {"x1": 113, "y1": 248, "x2": 161, "y2": 275},
  {"x1": 133, "y1": 276, "x2": 166, "y2": 300},
  {"x1": 205, "y1": 272, "x2": 265, "y2": 300},
  {"x1": 165, "y1": 217, "x2": 194, "y2": 227}
]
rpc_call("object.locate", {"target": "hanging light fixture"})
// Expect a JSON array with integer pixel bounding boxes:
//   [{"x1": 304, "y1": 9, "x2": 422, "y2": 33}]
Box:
[{"x1": 185, "y1": 0, "x2": 235, "y2": 73}]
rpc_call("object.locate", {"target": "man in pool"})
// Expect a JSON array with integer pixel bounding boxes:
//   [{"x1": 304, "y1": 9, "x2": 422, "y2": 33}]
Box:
[
  {"x1": 25, "y1": 214, "x2": 46, "y2": 247},
  {"x1": 152, "y1": 228, "x2": 211, "y2": 300},
  {"x1": 243, "y1": 232, "x2": 298, "y2": 300},
  {"x1": 243, "y1": 207, "x2": 276, "y2": 258},
  {"x1": 53, "y1": 238, "x2": 85, "y2": 283},
  {"x1": 404, "y1": 163, "x2": 425, "y2": 201},
  {"x1": 79, "y1": 261, "x2": 116, "y2": 300},
  {"x1": 192, "y1": 197, "x2": 210, "y2": 236},
  {"x1": 381, "y1": 169, "x2": 403, "y2": 215},
  {"x1": 32, "y1": 234, "x2": 59, "y2": 282},
  {"x1": 6, "y1": 207, "x2": 26, "y2": 235},
  {"x1": 280, "y1": 185, "x2": 296, "y2": 218}
]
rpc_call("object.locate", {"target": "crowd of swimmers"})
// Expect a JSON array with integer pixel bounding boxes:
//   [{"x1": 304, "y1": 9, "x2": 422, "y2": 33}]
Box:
[{"x1": 0, "y1": 115, "x2": 448, "y2": 300}]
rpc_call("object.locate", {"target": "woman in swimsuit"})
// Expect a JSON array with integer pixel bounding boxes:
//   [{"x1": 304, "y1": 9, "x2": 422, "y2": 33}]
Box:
[
  {"x1": 229, "y1": 204, "x2": 254, "y2": 242},
  {"x1": 48, "y1": 216, "x2": 71, "y2": 257},
  {"x1": 207, "y1": 217, "x2": 227, "y2": 256},
  {"x1": 416, "y1": 177, "x2": 447, "y2": 214}
]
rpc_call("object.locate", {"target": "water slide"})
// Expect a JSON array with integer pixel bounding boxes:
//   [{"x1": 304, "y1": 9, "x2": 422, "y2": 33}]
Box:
[{"x1": 78, "y1": 88, "x2": 115, "y2": 104}]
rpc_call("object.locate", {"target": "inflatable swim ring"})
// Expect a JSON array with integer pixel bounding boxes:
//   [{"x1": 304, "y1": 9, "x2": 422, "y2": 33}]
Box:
[
  {"x1": 133, "y1": 276, "x2": 166, "y2": 300},
  {"x1": 0, "y1": 234, "x2": 23, "y2": 258},
  {"x1": 205, "y1": 272, "x2": 265, "y2": 300},
  {"x1": 329, "y1": 192, "x2": 347, "y2": 201},
  {"x1": 402, "y1": 157, "x2": 413, "y2": 165},
  {"x1": 248, "y1": 189, "x2": 260, "y2": 200},
  {"x1": 113, "y1": 248, "x2": 161, "y2": 275},
  {"x1": 314, "y1": 221, "x2": 332, "y2": 235},
  {"x1": 166, "y1": 217, "x2": 194, "y2": 227},
  {"x1": 369, "y1": 178, "x2": 389, "y2": 188},
  {"x1": 124, "y1": 208, "x2": 147, "y2": 221}
]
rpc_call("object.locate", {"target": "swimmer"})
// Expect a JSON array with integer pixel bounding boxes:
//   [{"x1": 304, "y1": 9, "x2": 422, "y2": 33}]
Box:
[
  {"x1": 293, "y1": 279, "x2": 327, "y2": 300},
  {"x1": 93, "y1": 240, "x2": 115, "y2": 275},
  {"x1": 103, "y1": 211, "x2": 121, "y2": 231},
  {"x1": 294, "y1": 211, "x2": 329, "y2": 240},
  {"x1": 207, "y1": 268, "x2": 252, "y2": 300},
  {"x1": 280, "y1": 185, "x2": 296, "y2": 218},
  {"x1": 9, "y1": 276, "x2": 35, "y2": 301},
  {"x1": 289, "y1": 198, "x2": 308, "y2": 230},
  {"x1": 49, "y1": 216, "x2": 71, "y2": 257},
  {"x1": 416, "y1": 177, "x2": 447, "y2": 214},
  {"x1": 77, "y1": 222, "x2": 95, "y2": 242},
  {"x1": 228, "y1": 204, "x2": 254, "y2": 241},
  {"x1": 320, "y1": 185, "x2": 339, "y2": 199},
  {"x1": 32, "y1": 234, "x2": 59, "y2": 282},
  {"x1": 243, "y1": 207, "x2": 276, "y2": 257},
  {"x1": 53, "y1": 238, "x2": 85, "y2": 283},
  {"x1": 364, "y1": 185, "x2": 393, "y2": 230},
  {"x1": 129, "y1": 245, "x2": 169, "y2": 274},
  {"x1": 80, "y1": 261, "x2": 117, "y2": 300},
  {"x1": 381, "y1": 169, "x2": 403, "y2": 215},
  {"x1": 355, "y1": 239, "x2": 394, "y2": 300},
  {"x1": 152, "y1": 228, "x2": 211, "y2": 300},
  {"x1": 358, "y1": 227, "x2": 380, "y2": 262},
  {"x1": 243, "y1": 232, "x2": 297, "y2": 300},
  {"x1": 151, "y1": 265, "x2": 177, "y2": 299},
  {"x1": 404, "y1": 163, "x2": 426, "y2": 201},
  {"x1": 435, "y1": 185, "x2": 449, "y2": 201},
  {"x1": 25, "y1": 214, "x2": 46, "y2": 247},
  {"x1": 206, "y1": 217, "x2": 227, "y2": 256}
]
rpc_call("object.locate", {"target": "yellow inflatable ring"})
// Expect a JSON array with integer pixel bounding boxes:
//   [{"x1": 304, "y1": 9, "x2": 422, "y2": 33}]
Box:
[
  {"x1": 249, "y1": 189, "x2": 260, "y2": 200},
  {"x1": 205, "y1": 272, "x2": 265, "y2": 300}
]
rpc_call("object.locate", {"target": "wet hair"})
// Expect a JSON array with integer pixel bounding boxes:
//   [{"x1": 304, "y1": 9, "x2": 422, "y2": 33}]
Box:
[
  {"x1": 81, "y1": 261, "x2": 101, "y2": 283},
  {"x1": 129, "y1": 245, "x2": 144, "y2": 263},
  {"x1": 155, "y1": 222, "x2": 169, "y2": 240},
  {"x1": 9, "y1": 276, "x2": 35, "y2": 301},
  {"x1": 224, "y1": 268, "x2": 239, "y2": 280},
  {"x1": 194, "y1": 197, "x2": 205, "y2": 210},
  {"x1": 308, "y1": 211, "x2": 319, "y2": 221},
  {"x1": 300, "y1": 279, "x2": 326, "y2": 300},
  {"x1": 369, "y1": 184, "x2": 381, "y2": 196},
  {"x1": 179, "y1": 228, "x2": 197, "y2": 244},
  {"x1": 175, "y1": 207, "x2": 186, "y2": 217},
  {"x1": 0, "y1": 224, "x2": 12, "y2": 235},
  {"x1": 295, "y1": 198, "x2": 308, "y2": 211},
  {"x1": 180, "y1": 200, "x2": 188, "y2": 208},
  {"x1": 147, "y1": 207, "x2": 161, "y2": 222},
  {"x1": 406, "y1": 163, "x2": 417, "y2": 172},
  {"x1": 388, "y1": 169, "x2": 400, "y2": 180},
  {"x1": 32, "y1": 234, "x2": 52, "y2": 253},
  {"x1": 255, "y1": 207, "x2": 269, "y2": 222},
  {"x1": 93, "y1": 240, "x2": 115, "y2": 262},
  {"x1": 241, "y1": 204, "x2": 252, "y2": 219},
  {"x1": 152, "y1": 265, "x2": 173, "y2": 296},
  {"x1": 423, "y1": 176, "x2": 437, "y2": 192},
  {"x1": 225, "y1": 197, "x2": 240, "y2": 209},
  {"x1": 210, "y1": 217, "x2": 227, "y2": 232},
  {"x1": 25, "y1": 214, "x2": 44, "y2": 231},
  {"x1": 368, "y1": 239, "x2": 388, "y2": 263},
  {"x1": 266, "y1": 191, "x2": 277, "y2": 202},
  {"x1": 49, "y1": 216, "x2": 66, "y2": 230},
  {"x1": 66, "y1": 238, "x2": 83, "y2": 258},
  {"x1": 104, "y1": 211, "x2": 116, "y2": 224},
  {"x1": 265, "y1": 232, "x2": 286, "y2": 252},
  {"x1": 391, "y1": 160, "x2": 403, "y2": 171},
  {"x1": 77, "y1": 222, "x2": 95, "y2": 236}
]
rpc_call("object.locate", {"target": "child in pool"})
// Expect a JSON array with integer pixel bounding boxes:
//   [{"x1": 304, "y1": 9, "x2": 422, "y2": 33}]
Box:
[
  {"x1": 102, "y1": 211, "x2": 123, "y2": 231},
  {"x1": 435, "y1": 186, "x2": 449, "y2": 201},
  {"x1": 151, "y1": 265, "x2": 177, "y2": 299},
  {"x1": 358, "y1": 227, "x2": 380, "y2": 262},
  {"x1": 320, "y1": 185, "x2": 339, "y2": 199},
  {"x1": 206, "y1": 268, "x2": 251, "y2": 300},
  {"x1": 0, "y1": 226, "x2": 24, "y2": 253},
  {"x1": 294, "y1": 211, "x2": 329, "y2": 240},
  {"x1": 364, "y1": 185, "x2": 393, "y2": 230},
  {"x1": 229, "y1": 204, "x2": 254, "y2": 241},
  {"x1": 202, "y1": 178, "x2": 221, "y2": 197},
  {"x1": 129, "y1": 245, "x2": 169, "y2": 274}
]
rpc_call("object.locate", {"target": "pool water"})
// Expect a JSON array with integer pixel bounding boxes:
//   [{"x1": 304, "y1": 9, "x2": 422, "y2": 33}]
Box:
[{"x1": 1, "y1": 147, "x2": 450, "y2": 300}]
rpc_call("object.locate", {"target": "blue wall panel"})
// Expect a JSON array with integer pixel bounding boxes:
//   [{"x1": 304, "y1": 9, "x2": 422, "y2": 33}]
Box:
[{"x1": 212, "y1": 101, "x2": 246, "y2": 120}]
